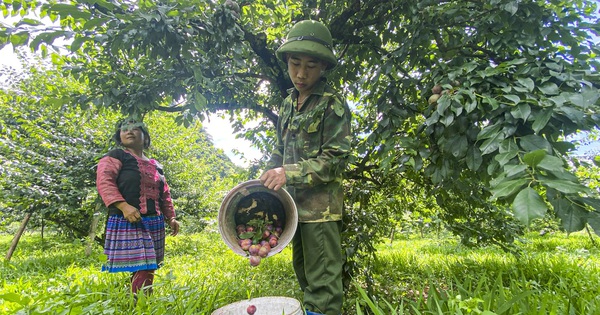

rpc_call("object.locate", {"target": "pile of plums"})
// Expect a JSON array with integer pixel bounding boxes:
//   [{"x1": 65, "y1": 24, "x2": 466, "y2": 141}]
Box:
[{"x1": 236, "y1": 221, "x2": 283, "y2": 266}]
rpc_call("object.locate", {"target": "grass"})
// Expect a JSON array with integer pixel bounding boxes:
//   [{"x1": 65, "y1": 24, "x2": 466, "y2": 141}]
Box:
[
  {"x1": 360, "y1": 232, "x2": 600, "y2": 314},
  {"x1": 1, "y1": 229, "x2": 599, "y2": 314}
]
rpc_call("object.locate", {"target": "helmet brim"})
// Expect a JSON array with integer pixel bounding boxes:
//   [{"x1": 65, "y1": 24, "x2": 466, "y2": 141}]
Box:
[{"x1": 276, "y1": 40, "x2": 337, "y2": 69}]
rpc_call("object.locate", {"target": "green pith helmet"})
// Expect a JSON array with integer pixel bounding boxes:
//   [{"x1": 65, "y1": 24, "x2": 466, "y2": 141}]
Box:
[{"x1": 276, "y1": 20, "x2": 337, "y2": 68}]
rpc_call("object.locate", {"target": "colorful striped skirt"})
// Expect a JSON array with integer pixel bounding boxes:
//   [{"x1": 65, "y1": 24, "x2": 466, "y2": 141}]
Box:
[{"x1": 102, "y1": 215, "x2": 165, "y2": 273}]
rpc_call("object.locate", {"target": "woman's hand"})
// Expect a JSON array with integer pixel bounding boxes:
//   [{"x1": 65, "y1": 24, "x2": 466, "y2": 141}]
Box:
[
  {"x1": 168, "y1": 219, "x2": 180, "y2": 236},
  {"x1": 114, "y1": 201, "x2": 141, "y2": 223}
]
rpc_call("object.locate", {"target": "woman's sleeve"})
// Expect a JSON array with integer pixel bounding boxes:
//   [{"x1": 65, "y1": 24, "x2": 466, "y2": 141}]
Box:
[
  {"x1": 160, "y1": 179, "x2": 176, "y2": 220},
  {"x1": 96, "y1": 156, "x2": 126, "y2": 207}
]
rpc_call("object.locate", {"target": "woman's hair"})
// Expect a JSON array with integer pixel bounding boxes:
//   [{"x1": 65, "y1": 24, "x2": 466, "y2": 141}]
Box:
[{"x1": 112, "y1": 118, "x2": 151, "y2": 149}]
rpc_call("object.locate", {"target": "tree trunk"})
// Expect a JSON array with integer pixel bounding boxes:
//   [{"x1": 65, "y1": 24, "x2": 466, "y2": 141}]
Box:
[
  {"x1": 86, "y1": 202, "x2": 103, "y2": 256},
  {"x1": 5, "y1": 212, "x2": 32, "y2": 261}
]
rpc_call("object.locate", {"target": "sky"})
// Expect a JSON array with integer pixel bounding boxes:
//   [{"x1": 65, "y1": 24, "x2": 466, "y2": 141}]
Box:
[{"x1": 201, "y1": 116, "x2": 263, "y2": 166}]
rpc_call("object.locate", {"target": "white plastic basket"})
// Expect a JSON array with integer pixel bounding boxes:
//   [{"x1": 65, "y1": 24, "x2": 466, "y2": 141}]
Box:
[{"x1": 211, "y1": 296, "x2": 303, "y2": 315}]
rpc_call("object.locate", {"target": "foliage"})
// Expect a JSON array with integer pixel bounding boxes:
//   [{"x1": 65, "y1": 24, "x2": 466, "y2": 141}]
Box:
[
  {"x1": 1, "y1": 231, "x2": 599, "y2": 314},
  {"x1": 2, "y1": 0, "x2": 600, "y2": 292},
  {"x1": 0, "y1": 59, "x2": 112, "y2": 236},
  {"x1": 0, "y1": 60, "x2": 243, "y2": 237}
]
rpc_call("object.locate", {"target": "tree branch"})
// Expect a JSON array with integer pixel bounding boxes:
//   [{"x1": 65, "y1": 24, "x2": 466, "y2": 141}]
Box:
[{"x1": 239, "y1": 24, "x2": 291, "y2": 98}]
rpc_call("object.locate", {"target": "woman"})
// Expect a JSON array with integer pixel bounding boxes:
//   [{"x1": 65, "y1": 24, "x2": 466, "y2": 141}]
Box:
[
  {"x1": 260, "y1": 20, "x2": 352, "y2": 315},
  {"x1": 96, "y1": 117, "x2": 180, "y2": 296}
]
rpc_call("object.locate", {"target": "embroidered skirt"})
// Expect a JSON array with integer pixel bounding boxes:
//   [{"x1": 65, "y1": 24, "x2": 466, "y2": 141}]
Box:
[{"x1": 102, "y1": 215, "x2": 165, "y2": 273}]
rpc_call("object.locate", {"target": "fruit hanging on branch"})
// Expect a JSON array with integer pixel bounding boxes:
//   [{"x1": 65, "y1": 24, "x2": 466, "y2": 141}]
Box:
[
  {"x1": 428, "y1": 84, "x2": 443, "y2": 105},
  {"x1": 428, "y1": 83, "x2": 459, "y2": 105},
  {"x1": 428, "y1": 93, "x2": 440, "y2": 105}
]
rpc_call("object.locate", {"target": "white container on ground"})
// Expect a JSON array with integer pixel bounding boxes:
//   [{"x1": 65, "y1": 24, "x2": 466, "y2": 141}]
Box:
[{"x1": 211, "y1": 296, "x2": 303, "y2": 315}]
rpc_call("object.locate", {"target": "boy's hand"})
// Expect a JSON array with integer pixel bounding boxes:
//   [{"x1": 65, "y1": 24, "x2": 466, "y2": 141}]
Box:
[{"x1": 260, "y1": 167, "x2": 287, "y2": 191}]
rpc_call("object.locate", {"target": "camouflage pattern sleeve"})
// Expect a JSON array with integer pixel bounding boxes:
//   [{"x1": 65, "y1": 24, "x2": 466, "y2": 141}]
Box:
[{"x1": 283, "y1": 92, "x2": 352, "y2": 188}]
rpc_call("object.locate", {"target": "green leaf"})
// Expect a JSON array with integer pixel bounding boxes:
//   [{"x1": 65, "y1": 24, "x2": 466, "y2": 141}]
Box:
[
  {"x1": 538, "y1": 82, "x2": 559, "y2": 95},
  {"x1": 536, "y1": 155, "x2": 564, "y2": 173},
  {"x1": 490, "y1": 179, "x2": 528, "y2": 200},
  {"x1": 83, "y1": 18, "x2": 110, "y2": 30},
  {"x1": 504, "y1": 164, "x2": 527, "y2": 177},
  {"x1": 541, "y1": 179, "x2": 588, "y2": 194},
  {"x1": 462, "y1": 61, "x2": 478, "y2": 73},
  {"x1": 0, "y1": 293, "x2": 28, "y2": 305},
  {"x1": 167, "y1": 9, "x2": 180, "y2": 17},
  {"x1": 480, "y1": 132, "x2": 504, "y2": 155},
  {"x1": 532, "y1": 108, "x2": 552, "y2": 133},
  {"x1": 494, "y1": 150, "x2": 518, "y2": 166},
  {"x1": 501, "y1": 2, "x2": 518, "y2": 15},
  {"x1": 70, "y1": 36, "x2": 88, "y2": 52},
  {"x1": 193, "y1": 92, "x2": 207, "y2": 111},
  {"x1": 48, "y1": 4, "x2": 91, "y2": 20},
  {"x1": 477, "y1": 122, "x2": 502, "y2": 140},
  {"x1": 445, "y1": 135, "x2": 467, "y2": 158},
  {"x1": 566, "y1": 87, "x2": 599, "y2": 108},
  {"x1": 512, "y1": 187, "x2": 547, "y2": 225},
  {"x1": 511, "y1": 103, "x2": 530, "y2": 121},
  {"x1": 523, "y1": 149, "x2": 546, "y2": 167},
  {"x1": 499, "y1": 139, "x2": 519, "y2": 153},
  {"x1": 425, "y1": 111, "x2": 440, "y2": 126},
  {"x1": 466, "y1": 146, "x2": 482, "y2": 171},
  {"x1": 549, "y1": 94, "x2": 566, "y2": 106},
  {"x1": 483, "y1": 95, "x2": 499, "y2": 109},
  {"x1": 436, "y1": 94, "x2": 451, "y2": 115},
  {"x1": 553, "y1": 198, "x2": 587, "y2": 234},
  {"x1": 516, "y1": 77, "x2": 534, "y2": 92},
  {"x1": 440, "y1": 112, "x2": 454, "y2": 126},
  {"x1": 239, "y1": 231, "x2": 255, "y2": 239},
  {"x1": 503, "y1": 94, "x2": 520, "y2": 104},
  {"x1": 587, "y1": 211, "x2": 600, "y2": 237},
  {"x1": 15, "y1": 18, "x2": 44, "y2": 26},
  {"x1": 9, "y1": 32, "x2": 29, "y2": 46},
  {"x1": 519, "y1": 135, "x2": 551, "y2": 153}
]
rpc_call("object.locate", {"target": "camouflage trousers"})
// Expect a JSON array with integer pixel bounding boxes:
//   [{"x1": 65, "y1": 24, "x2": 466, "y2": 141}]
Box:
[{"x1": 292, "y1": 221, "x2": 344, "y2": 315}]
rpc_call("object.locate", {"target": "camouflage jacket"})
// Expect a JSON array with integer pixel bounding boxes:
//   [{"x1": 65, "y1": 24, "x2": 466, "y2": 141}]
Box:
[{"x1": 265, "y1": 80, "x2": 352, "y2": 222}]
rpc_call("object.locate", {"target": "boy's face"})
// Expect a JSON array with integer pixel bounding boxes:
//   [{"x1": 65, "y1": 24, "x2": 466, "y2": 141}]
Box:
[{"x1": 287, "y1": 53, "x2": 327, "y2": 95}]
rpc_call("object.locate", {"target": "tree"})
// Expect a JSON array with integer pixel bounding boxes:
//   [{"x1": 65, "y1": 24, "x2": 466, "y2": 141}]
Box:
[
  {"x1": 0, "y1": 58, "x2": 242, "y2": 238},
  {"x1": 2, "y1": 0, "x2": 599, "y2": 289},
  {"x1": 0, "y1": 59, "x2": 113, "y2": 237}
]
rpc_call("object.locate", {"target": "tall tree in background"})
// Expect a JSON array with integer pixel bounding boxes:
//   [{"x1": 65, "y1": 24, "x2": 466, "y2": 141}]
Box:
[
  {"x1": 0, "y1": 60, "x2": 113, "y2": 236},
  {"x1": 0, "y1": 59, "x2": 242, "y2": 237},
  {"x1": 2, "y1": 0, "x2": 599, "y2": 289}
]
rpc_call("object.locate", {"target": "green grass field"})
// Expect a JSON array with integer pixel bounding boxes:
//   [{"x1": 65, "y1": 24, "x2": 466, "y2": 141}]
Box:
[{"x1": 1, "y1": 228, "x2": 599, "y2": 314}]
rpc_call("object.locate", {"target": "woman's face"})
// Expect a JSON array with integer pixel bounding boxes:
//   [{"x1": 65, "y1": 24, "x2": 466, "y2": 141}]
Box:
[
  {"x1": 287, "y1": 53, "x2": 327, "y2": 94},
  {"x1": 119, "y1": 126, "x2": 145, "y2": 149}
]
